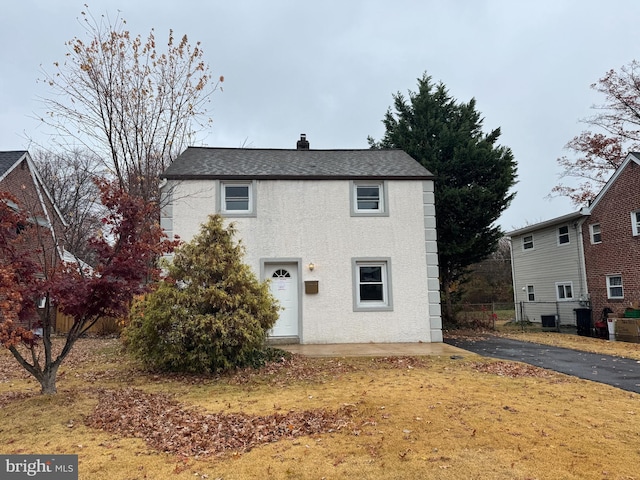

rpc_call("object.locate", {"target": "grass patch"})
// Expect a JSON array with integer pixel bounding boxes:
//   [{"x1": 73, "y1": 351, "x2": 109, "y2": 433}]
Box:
[{"x1": 1, "y1": 337, "x2": 640, "y2": 479}]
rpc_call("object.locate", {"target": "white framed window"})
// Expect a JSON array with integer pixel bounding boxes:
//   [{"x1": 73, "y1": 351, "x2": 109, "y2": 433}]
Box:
[
  {"x1": 522, "y1": 235, "x2": 534, "y2": 250},
  {"x1": 350, "y1": 181, "x2": 388, "y2": 216},
  {"x1": 590, "y1": 224, "x2": 602, "y2": 244},
  {"x1": 631, "y1": 211, "x2": 640, "y2": 236},
  {"x1": 526, "y1": 285, "x2": 535, "y2": 302},
  {"x1": 558, "y1": 225, "x2": 570, "y2": 245},
  {"x1": 220, "y1": 182, "x2": 255, "y2": 216},
  {"x1": 352, "y1": 258, "x2": 393, "y2": 311},
  {"x1": 556, "y1": 282, "x2": 574, "y2": 301},
  {"x1": 607, "y1": 275, "x2": 624, "y2": 299}
]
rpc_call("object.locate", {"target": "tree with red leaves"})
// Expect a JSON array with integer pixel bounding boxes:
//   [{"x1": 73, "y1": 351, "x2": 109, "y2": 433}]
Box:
[
  {"x1": 0, "y1": 180, "x2": 176, "y2": 394},
  {"x1": 554, "y1": 60, "x2": 640, "y2": 205},
  {"x1": 0, "y1": 192, "x2": 40, "y2": 348}
]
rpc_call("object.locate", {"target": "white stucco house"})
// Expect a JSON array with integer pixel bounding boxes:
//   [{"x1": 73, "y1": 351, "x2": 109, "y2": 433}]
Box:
[{"x1": 160, "y1": 135, "x2": 442, "y2": 344}]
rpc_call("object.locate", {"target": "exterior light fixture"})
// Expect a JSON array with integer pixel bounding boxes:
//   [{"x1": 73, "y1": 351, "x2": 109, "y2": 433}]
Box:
[{"x1": 308, "y1": 262, "x2": 315, "y2": 271}]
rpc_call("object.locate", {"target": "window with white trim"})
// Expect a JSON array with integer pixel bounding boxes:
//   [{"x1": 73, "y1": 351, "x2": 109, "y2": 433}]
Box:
[
  {"x1": 590, "y1": 223, "x2": 602, "y2": 244},
  {"x1": 522, "y1": 235, "x2": 534, "y2": 250},
  {"x1": 221, "y1": 182, "x2": 252, "y2": 214},
  {"x1": 556, "y1": 282, "x2": 573, "y2": 301},
  {"x1": 526, "y1": 285, "x2": 535, "y2": 302},
  {"x1": 558, "y1": 225, "x2": 569, "y2": 245},
  {"x1": 352, "y1": 258, "x2": 393, "y2": 311},
  {"x1": 607, "y1": 275, "x2": 624, "y2": 299},
  {"x1": 632, "y1": 211, "x2": 640, "y2": 236},
  {"x1": 351, "y1": 181, "x2": 387, "y2": 216}
]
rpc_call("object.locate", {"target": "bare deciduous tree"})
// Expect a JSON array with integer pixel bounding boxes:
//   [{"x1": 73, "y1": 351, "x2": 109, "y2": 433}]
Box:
[
  {"x1": 554, "y1": 60, "x2": 640, "y2": 205},
  {"x1": 461, "y1": 237, "x2": 513, "y2": 304},
  {"x1": 38, "y1": 6, "x2": 222, "y2": 202},
  {"x1": 31, "y1": 149, "x2": 103, "y2": 264}
]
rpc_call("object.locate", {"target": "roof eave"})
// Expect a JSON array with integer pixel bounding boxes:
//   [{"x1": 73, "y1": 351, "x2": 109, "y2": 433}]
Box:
[
  {"x1": 505, "y1": 211, "x2": 586, "y2": 237},
  {"x1": 0, "y1": 151, "x2": 28, "y2": 182},
  {"x1": 161, "y1": 174, "x2": 435, "y2": 181}
]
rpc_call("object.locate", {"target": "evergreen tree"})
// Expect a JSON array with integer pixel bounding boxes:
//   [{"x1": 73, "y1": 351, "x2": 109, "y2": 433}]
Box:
[
  {"x1": 123, "y1": 215, "x2": 280, "y2": 373},
  {"x1": 369, "y1": 73, "x2": 517, "y2": 325}
]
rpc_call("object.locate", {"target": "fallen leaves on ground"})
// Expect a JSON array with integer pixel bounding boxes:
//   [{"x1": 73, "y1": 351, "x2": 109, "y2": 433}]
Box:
[
  {"x1": 0, "y1": 391, "x2": 37, "y2": 408},
  {"x1": 226, "y1": 356, "x2": 359, "y2": 386},
  {"x1": 151, "y1": 355, "x2": 434, "y2": 388},
  {"x1": 0, "y1": 351, "x2": 31, "y2": 382},
  {"x1": 442, "y1": 329, "x2": 493, "y2": 341},
  {"x1": 469, "y1": 360, "x2": 557, "y2": 378},
  {"x1": 0, "y1": 337, "x2": 121, "y2": 382},
  {"x1": 85, "y1": 388, "x2": 355, "y2": 457}
]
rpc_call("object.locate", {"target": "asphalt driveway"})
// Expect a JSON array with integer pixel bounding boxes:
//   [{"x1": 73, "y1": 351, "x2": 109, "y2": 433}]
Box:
[{"x1": 445, "y1": 335, "x2": 640, "y2": 394}]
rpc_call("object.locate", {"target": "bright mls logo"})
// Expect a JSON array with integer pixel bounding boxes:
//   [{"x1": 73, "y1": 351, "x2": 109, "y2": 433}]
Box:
[{"x1": 1, "y1": 455, "x2": 78, "y2": 479}]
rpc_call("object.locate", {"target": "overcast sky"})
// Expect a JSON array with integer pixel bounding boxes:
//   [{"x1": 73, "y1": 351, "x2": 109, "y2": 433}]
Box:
[{"x1": 2, "y1": 1, "x2": 640, "y2": 230}]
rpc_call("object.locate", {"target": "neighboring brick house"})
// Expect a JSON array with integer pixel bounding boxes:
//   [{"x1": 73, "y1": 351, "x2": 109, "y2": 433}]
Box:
[
  {"x1": 580, "y1": 152, "x2": 640, "y2": 321},
  {"x1": 161, "y1": 136, "x2": 443, "y2": 344},
  {"x1": 0, "y1": 150, "x2": 68, "y2": 329},
  {"x1": 507, "y1": 152, "x2": 640, "y2": 327}
]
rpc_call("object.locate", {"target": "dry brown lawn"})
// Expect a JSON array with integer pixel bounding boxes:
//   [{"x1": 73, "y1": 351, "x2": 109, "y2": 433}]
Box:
[{"x1": 1, "y1": 335, "x2": 639, "y2": 480}]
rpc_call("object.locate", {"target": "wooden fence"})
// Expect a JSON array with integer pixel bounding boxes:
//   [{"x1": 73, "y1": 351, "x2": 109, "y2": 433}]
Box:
[{"x1": 55, "y1": 310, "x2": 122, "y2": 335}]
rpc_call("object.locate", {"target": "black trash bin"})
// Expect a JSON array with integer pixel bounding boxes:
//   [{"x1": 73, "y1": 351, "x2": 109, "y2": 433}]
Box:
[{"x1": 575, "y1": 308, "x2": 593, "y2": 336}]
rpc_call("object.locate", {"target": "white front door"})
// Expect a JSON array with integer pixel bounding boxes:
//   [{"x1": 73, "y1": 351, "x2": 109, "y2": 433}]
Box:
[{"x1": 265, "y1": 263, "x2": 299, "y2": 337}]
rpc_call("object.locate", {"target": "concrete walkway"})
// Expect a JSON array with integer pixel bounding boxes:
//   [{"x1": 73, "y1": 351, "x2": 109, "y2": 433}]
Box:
[{"x1": 280, "y1": 342, "x2": 467, "y2": 357}]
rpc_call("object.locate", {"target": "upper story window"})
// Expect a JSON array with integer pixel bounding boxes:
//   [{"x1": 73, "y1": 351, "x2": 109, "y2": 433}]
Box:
[
  {"x1": 522, "y1": 235, "x2": 534, "y2": 250},
  {"x1": 526, "y1": 285, "x2": 535, "y2": 302},
  {"x1": 221, "y1": 182, "x2": 255, "y2": 216},
  {"x1": 558, "y1": 225, "x2": 570, "y2": 245},
  {"x1": 590, "y1": 224, "x2": 602, "y2": 244},
  {"x1": 607, "y1": 275, "x2": 624, "y2": 299},
  {"x1": 631, "y1": 210, "x2": 640, "y2": 236},
  {"x1": 556, "y1": 282, "x2": 573, "y2": 301},
  {"x1": 351, "y1": 181, "x2": 388, "y2": 216},
  {"x1": 352, "y1": 258, "x2": 393, "y2": 311}
]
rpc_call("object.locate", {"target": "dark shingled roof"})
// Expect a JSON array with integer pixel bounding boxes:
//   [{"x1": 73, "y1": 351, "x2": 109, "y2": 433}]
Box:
[
  {"x1": 0, "y1": 151, "x2": 27, "y2": 177},
  {"x1": 162, "y1": 147, "x2": 433, "y2": 180}
]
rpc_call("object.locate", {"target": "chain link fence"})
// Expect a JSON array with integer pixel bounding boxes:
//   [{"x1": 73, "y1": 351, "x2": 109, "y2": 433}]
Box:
[
  {"x1": 516, "y1": 301, "x2": 589, "y2": 328},
  {"x1": 453, "y1": 303, "x2": 515, "y2": 329},
  {"x1": 453, "y1": 301, "x2": 593, "y2": 332}
]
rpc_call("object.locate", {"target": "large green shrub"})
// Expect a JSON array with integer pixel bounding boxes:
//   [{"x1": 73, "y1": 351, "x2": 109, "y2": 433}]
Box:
[{"x1": 123, "y1": 215, "x2": 279, "y2": 373}]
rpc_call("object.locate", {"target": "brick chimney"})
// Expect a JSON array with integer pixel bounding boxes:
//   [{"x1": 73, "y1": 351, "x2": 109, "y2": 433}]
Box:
[{"x1": 296, "y1": 134, "x2": 310, "y2": 150}]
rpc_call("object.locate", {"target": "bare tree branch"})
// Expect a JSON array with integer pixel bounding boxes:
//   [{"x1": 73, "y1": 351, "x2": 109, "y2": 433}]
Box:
[
  {"x1": 36, "y1": 6, "x2": 222, "y2": 202},
  {"x1": 554, "y1": 60, "x2": 640, "y2": 205}
]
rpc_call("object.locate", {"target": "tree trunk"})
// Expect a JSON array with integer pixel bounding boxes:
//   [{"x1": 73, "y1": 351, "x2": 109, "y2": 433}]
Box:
[
  {"x1": 39, "y1": 365, "x2": 60, "y2": 395},
  {"x1": 9, "y1": 336, "x2": 66, "y2": 395},
  {"x1": 440, "y1": 281, "x2": 455, "y2": 327}
]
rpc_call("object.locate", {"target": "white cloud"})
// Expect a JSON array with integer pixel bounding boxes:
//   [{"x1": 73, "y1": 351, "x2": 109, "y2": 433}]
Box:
[{"x1": 3, "y1": 0, "x2": 640, "y2": 229}]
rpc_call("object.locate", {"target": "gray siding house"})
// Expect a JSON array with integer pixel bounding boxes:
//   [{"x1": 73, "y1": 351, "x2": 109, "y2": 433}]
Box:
[
  {"x1": 507, "y1": 212, "x2": 589, "y2": 326},
  {"x1": 508, "y1": 152, "x2": 640, "y2": 330}
]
